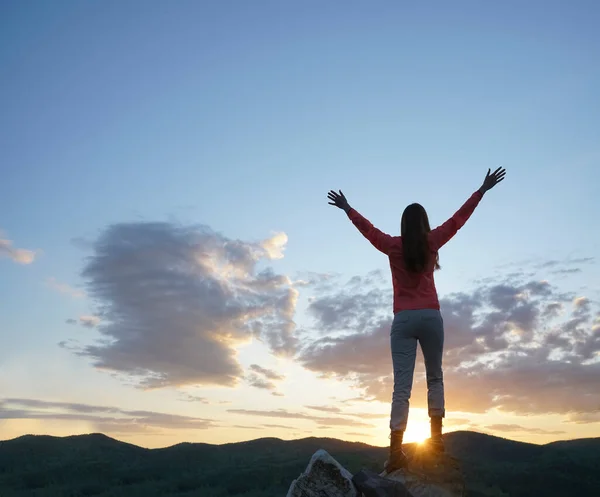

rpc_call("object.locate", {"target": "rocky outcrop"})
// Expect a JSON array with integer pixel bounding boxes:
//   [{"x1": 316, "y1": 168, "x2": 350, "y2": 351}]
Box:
[
  {"x1": 286, "y1": 446, "x2": 464, "y2": 497},
  {"x1": 286, "y1": 449, "x2": 357, "y2": 497},
  {"x1": 377, "y1": 447, "x2": 464, "y2": 497}
]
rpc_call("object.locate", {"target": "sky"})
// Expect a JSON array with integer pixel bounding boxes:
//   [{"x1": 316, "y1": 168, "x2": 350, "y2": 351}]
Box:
[{"x1": 1, "y1": 0, "x2": 599, "y2": 449}]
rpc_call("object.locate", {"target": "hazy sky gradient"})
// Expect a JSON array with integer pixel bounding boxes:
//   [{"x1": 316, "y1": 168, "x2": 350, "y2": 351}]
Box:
[{"x1": 2, "y1": 0, "x2": 599, "y2": 448}]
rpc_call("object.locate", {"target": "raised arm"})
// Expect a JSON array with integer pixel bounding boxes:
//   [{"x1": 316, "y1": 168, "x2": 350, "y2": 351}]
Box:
[
  {"x1": 428, "y1": 190, "x2": 483, "y2": 251},
  {"x1": 429, "y1": 167, "x2": 506, "y2": 251},
  {"x1": 327, "y1": 189, "x2": 397, "y2": 255}
]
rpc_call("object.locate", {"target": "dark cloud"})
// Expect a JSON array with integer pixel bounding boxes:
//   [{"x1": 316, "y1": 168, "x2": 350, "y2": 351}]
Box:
[
  {"x1": 485, "y1": 424, "x2": 566, "y2": 435},
  {"x1": 306, "y1": 271, "x2": 390, "y2": 335},
  {"x1": 227, "y1": 408, "x2": 374, "y2": 428},
  {"x1": 297, "y1": 270, "x2": 600, "y2": 421},
  {"x1": 0, "y1": 398, "x2": 217, "y2": 433},
  {"x1": 65, "y1": 318, "x2": 77, "y2": 325},
  {"x1": 70, "y1": 222, "x2": 297, "y2": 389}
]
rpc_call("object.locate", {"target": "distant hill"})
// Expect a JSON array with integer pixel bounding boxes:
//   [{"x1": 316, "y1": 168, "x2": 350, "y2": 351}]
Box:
[{"x1": 0, "y1": 431, "x2": 598, "y2": 496}]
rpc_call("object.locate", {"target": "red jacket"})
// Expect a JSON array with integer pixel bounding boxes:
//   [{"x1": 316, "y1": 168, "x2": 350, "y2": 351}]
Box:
[{"x1": 347, "y1": 190, "x2": 483, "y2": 313}]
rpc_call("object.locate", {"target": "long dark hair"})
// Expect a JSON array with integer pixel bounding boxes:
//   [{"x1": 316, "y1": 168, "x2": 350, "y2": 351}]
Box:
[{"x1": 401, "y1": 203, "x2": 440, "y2": 273}]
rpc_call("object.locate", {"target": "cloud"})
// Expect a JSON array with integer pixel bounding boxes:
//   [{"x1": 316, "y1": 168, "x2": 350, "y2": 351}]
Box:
[
  {"x1": 305, "y1": 270, "x2": 389, "y2": 335},
  {"x1": 551, "y1": 268, "x2": 582, "y2": 275},
  {"x1": 567, "y1": 412, "x2": 600, "y2": 424},
  {"x1": 47, "y1": 277, "x2": 86, "y2": 298},
  {"x1": 227, "y1": 408, "x2": 374, "y2": 428},
  {"x1": 179, "y1": 394, "x2": 210, "y2": 404},
  {"x1": 0, "y1": 232, "x2": 37, "y2": 264},
  {"x1": 345, "y1": 432, "x2": 369, "y2": 437},
  {"x1": 535, "y1": 257, "x2": 596, "y2": 269},
  {"x1": 261, "y1": 232, "x2": 288, "y2": 259},
  {"x1": 246, "y1": 374, "x2": 276, "y2": 391},
  {"x1": 65, "y1": 315, "x2": 101, "y2": 328},
  {"x1": 305, "y1": 405, "x2": 342, "y2": 413},
  {"x1": 79, "y1": 315, "x2": 101, "y2": 328},
  {"x1": 304, "y1": 405, "x2": 386, "y2": 420},
  {"x1": 0, "y1": 398, "x2": 217, "y2": 434},
  {"x1": 68, "y1": 221, "x2": 298, "y2": 389},
  {"x1": 245, "y1": 364, "x2": 285, "y2": 392},
  {"x1": 291, "y1": 271, "x2": 338, "y2": 291},
  {"x1": 297, "y1": 269, "x2": 600, "y2": 421},
  {"x1": 250, "y1": 364, "x2": 285, "y2": 380},
  {"x1": 484, "y1": 424, "x2": 565, "y2": 435},
  {"x1": 249, "y1": 364, "x2": 285, "y2": 381}
]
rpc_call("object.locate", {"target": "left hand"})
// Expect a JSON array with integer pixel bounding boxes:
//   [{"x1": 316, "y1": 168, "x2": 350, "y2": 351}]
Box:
[{"x1": 327, "y1": 190, "x2": 351, "y2": 212}]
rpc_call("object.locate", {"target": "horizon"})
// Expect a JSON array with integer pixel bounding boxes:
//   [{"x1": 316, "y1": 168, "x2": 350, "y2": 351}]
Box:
[
  {"x1": 5, "y1": 428, "x2": 598, "y2": 450},
  {"x1": 2, "y1": 1, "x2": 599, "y2": 450}
]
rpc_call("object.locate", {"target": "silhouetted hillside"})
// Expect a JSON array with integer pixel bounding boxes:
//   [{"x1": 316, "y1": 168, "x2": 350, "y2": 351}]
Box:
[{"x1": 0, "y1": 431, "x2": 598, "y2": 496}]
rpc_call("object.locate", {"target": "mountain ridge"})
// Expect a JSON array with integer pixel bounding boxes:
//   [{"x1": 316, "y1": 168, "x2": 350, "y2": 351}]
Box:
[{"x1": 0, "y1": 430, "x2": 598, "y2": 496}]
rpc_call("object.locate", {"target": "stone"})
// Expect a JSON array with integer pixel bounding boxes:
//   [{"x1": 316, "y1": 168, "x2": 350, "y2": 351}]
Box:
[
  {"x1": 286, "y1": 449, "x2": 358, "y2": 497},
  {"x1": 353, "y1": 468, "x2": 415, "y2": 497},
  {"x1": 379, "y1": 444, "x2": 465, "y2": 497}
]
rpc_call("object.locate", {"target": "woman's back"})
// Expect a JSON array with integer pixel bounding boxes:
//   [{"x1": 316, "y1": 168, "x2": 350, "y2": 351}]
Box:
[
  {"x1": 389, "y1": 238, "x2": 440, "y2": 313},
  {"x1": 345, "y1": 189, "x2": 485, "y2": 313}
]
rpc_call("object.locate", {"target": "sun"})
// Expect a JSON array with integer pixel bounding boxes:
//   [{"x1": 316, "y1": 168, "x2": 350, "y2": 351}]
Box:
[{"x1": 404, "y1": 422, "x2": 431, "y2": 445}]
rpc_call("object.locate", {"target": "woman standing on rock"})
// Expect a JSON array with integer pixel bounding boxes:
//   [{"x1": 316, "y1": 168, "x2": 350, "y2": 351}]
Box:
[{"x1": 326, "y1": 167, "x2": 506, "y2": 473}]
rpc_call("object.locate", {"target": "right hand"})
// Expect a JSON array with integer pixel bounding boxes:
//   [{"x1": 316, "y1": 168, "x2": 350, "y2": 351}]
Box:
[{"x1": 480, "y1": 167, "x2": 506, "y2": 193}]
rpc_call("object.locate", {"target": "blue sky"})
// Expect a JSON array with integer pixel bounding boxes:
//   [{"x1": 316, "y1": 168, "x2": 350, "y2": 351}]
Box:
[{"x1": 1, "y1": 0, "x2": 599, "y2": 448}]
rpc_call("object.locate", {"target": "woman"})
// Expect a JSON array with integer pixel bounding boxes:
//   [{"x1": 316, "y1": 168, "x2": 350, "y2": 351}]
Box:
[{"x1": 327, "y1": 167, "x2": 506, "y2": 472}]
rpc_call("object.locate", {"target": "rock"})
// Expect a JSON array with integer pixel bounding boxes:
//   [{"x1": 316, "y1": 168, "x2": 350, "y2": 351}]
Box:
[
  {"x1": 353, "y1": 469, "x2": 415, "y2": 497},
  {"x1": 286, "y1": 448, "x2": 358, "y2": 497},
  {"x1": 380, "y1": 445, "x2": 465, "y2": 497}
]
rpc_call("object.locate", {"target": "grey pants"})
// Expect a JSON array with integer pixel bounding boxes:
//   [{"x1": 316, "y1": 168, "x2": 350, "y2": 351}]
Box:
[{"x1": 389, "y1": 308, "x2": 445, "y2": 431}]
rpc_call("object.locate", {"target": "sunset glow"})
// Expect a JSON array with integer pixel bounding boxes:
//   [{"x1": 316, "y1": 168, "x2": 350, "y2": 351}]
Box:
[{"x1": 2, "y1": 1, "x2": 599, "y2": 450}]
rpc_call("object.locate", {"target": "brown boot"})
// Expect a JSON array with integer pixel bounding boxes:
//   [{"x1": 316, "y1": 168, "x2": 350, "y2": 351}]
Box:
[
  {"x1": 384, "y1": 430, "x2": 408, "y2": 473},
  {"x1": 429, "y1": 416, "x2": 445, "y2": 453}
]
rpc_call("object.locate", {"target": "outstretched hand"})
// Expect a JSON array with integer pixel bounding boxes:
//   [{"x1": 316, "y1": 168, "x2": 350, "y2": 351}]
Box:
[
  {"x1": 480, "y1": 167, "x2": 506, "y2": 193},
  {"x1": 327, "y1": 190, "x2": 351, "y2": 213}
]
